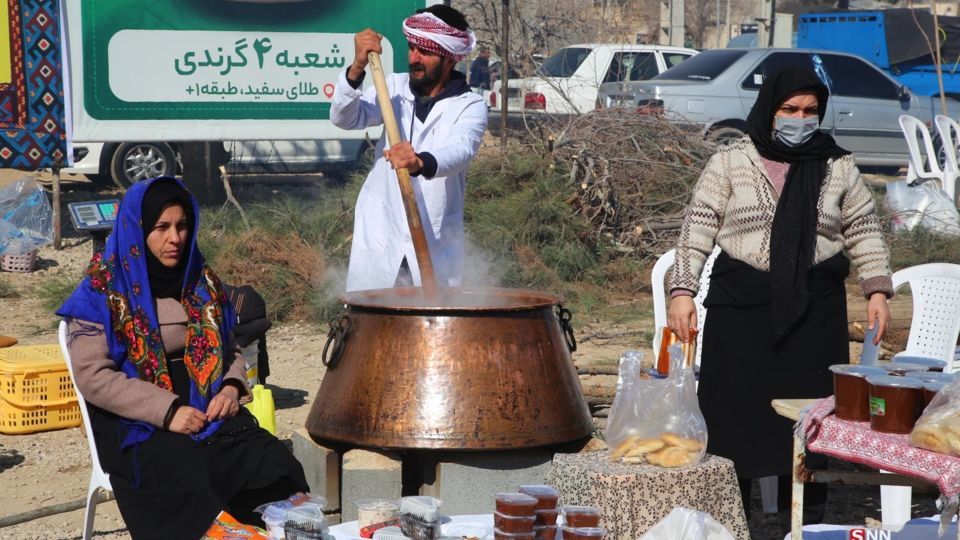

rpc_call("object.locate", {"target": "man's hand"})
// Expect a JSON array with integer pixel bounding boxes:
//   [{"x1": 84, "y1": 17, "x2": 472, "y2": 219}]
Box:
[
  {"x1": 668, "y1": 295, "x2": 698, "y2": 344},
  {"x1": 384, "y1": 142, "x2": 424, "y2": 175},
  {"x1": 205, "y1": 385, "x2": 240, "y2": 421},
  {"x1": 866, "y1": 292, "x2": 891, "y2": 344},
  {"x1": 348, "y1": 29, "x2": 383, "y2": 82},
  {"x1": 168, "y1": 406, "x2": 206, "y2": 435}
]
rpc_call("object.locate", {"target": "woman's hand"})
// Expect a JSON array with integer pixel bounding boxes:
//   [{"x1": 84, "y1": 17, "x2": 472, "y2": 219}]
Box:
[
  {"x1": 168, "y1": 406, "x2": 206, "y2": 435},
  {"x1": 866, "y1": 292, "x2": 891, "y2": 344},
  {"x1": 206, "y1": 385, "x2": 240, "y2": 421},
  {"x1": 668, "y1": 295, "x2": 698, "y2": 344}
]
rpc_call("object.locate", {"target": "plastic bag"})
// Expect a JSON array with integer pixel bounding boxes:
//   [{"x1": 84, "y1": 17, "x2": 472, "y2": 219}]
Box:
[
  {"x1": 639, "y1": 508, "x2": 736, "y2": 540},
  {"x1": 885, "y1": 179, "x2": 960, "y2": 236},
  {"x1": 606, "y1": 346, "x2": 708, "y2": 468},
  {"x1": 910, "y1": 378, "x2": 960, "y2": 456},
  {"x1": 254, "y1": 493, "x2": 328, "y2": 540},
  {"x1": 0, "y1": 178, "x2": 53, "y2": 255}
]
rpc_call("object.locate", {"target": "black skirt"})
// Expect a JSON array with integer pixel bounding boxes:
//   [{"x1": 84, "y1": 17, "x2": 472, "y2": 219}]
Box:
[
  {"x1": 90, "y1": 402, "x2": 308, "y2": 540},
  {"x1": 697, "y1": 251, "x2": 849, "y2": 478}
]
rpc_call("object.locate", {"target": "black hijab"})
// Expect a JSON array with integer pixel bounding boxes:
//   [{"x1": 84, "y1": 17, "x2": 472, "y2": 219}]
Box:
[
  {"x1": 141, "y1": 179, "x2": 194, "y2": 299},
  {"x1": 745, "y1": 67, "x2": 850, "y2": 343}
]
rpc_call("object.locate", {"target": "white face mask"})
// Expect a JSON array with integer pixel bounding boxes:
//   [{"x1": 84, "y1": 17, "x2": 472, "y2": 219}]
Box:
[{"x1": 773, "y1": 116, "x2": 820, "y2": 147}]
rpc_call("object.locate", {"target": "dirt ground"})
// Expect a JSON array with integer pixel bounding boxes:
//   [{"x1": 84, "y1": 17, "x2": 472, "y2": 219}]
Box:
[{"x1": 0, "y1": 169, "x2": 941, "y2": 539}]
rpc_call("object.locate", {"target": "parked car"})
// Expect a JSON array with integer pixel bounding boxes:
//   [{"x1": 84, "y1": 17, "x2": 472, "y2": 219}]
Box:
[
  {"x1": 597, "y1": 48, "x2": 960, "y2": 167},
  {"x1": 66, "y1": 138, "x2": 371, "y2": 187},
  {"x1": 487, "y1": 43, "x2": 698, "y2": 118}
]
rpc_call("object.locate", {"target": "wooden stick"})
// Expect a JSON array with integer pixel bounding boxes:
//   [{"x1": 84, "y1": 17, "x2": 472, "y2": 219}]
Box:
[
  {"x1": 52, "y1": 166, "x2": 61, "y2": 250},
  {"x1": 0, "y1": 491, "x2": 114, "y2": 528},
  {"x1": 366, "y1": 52, "x2": 440, "y2": 302}
]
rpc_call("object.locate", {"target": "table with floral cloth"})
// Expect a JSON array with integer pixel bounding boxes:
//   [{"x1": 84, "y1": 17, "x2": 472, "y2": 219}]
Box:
[
  {"x1": 546, "y1": 451, "x2": 749, "y2": 540},
  {"x1": 800, "y1": 396, "x2": 960, "y2": 497},
  {"x1": 790, "y1": 396, "x2": 960, "y2": 539}
]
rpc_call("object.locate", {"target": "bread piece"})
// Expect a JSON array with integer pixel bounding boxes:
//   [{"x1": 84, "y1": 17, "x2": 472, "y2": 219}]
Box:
[
  {"x1": 609, "y1": 438, "x2": 637, "y2": 461},
  {"x1": 911, "y1": 427, "x2": 952, "y2": 455},
  {"x1": 660, "y1": 432, "x2": 704, "y2": 452},
  {"x1": 646, "y1": 446, "x2": 694, "y2": 468},
  {"x1": 625, "y1": 438, "x2": 666, "y2": 457}
]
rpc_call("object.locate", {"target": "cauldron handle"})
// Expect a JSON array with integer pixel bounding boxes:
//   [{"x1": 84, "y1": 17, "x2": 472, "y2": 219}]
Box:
[
  {"x1": 321, "y1": 315, "x2": 352, "y2": 370},
  {"x1": 555, "y1": 305, "x2": 577, "y2": 352}
]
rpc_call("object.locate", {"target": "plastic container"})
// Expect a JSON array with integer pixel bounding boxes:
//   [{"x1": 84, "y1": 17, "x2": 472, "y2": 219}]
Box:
[
  {"x1": 534, "y1": 508, "x2": 559, "y2": 526},
  {"x1": 373, "y1": 526, "x2": 411, "y2": 540},
  {"x1": 867, "y1": 375, "x2": 924, "y2": 434},
  {"x1": 881, "y1": 362, "x2": 929, "y2": 376},
  {"x1": 891, "y1": 355, "x2": 947, "y2": 372},
  {"x1": 519, "y1": 485, "x2": 559, "y2": 510},
  {"x1": 494, "y1": 530, "x2": 535, "y2": 540},
  {"x1": 575, "y1": 527, "x2": 606, "y2": 540},
  {"x1": 561, "y1": 528, "x2": 578, "y2": 540},
  {"x1": 922, "y1": 380, "x2": 947, "y2": 407},
  {"x1": 262, "y1": 504, "x2": 288, "y2": 540},
  {"x1": 560, "y1": 506, "x2": 600, "y2": 528},
  {"x1": 244, "y1": 384, "x2": 276, "y2": 435},
  {"x1": 533, "y1": 525, "x2": 558, "y2": 540},
  {"x1": 495, "y1": 493, "x2": 538, "y2": 516},
  {"x1": 494, "y1": 511, "x2": 536, "y2": 533},
  {"x1": 0, "y1": 249, "x2": 37, "y2": 273},
  {"x1": 444, "y1": 522, "x2": 492, "y2": 540},
  {"x1": 909, "y1": 371, "x2": 958, "y2": 384},
  {"x1": 283, "y1": 502, "x2": 329, "y2": 540},
  {"x1": 357, "y1": 499, "x2": 400, "y2": 529},
  {"x1": 399, "y1": 513, "x2": 440, "y2": 540},
  {"x1": 830, "y1": 364, "x2": 887, "y2": 421},
  {"x1": 0, "y1": 344, "x2": 81, "y2": 434}
]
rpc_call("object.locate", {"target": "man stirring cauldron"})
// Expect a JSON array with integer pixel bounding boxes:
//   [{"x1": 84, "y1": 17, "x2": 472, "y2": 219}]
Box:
[{"x1": 332, "y1": 5, "x2": 488, "y2": 292}]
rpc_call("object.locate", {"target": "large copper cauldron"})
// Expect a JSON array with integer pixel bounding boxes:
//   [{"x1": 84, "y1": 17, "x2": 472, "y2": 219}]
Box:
[{"x1": 305, "y1": 287, "x2": 593, "y2": 450}]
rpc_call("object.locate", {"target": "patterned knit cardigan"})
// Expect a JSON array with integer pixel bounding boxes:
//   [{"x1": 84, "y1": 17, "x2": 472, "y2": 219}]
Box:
[{"x1": 669, "y1": 137, "x2": 894, "y2": 298}]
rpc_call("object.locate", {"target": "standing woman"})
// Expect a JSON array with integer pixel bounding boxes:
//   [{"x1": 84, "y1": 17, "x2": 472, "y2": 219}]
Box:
[
  {"x1": 667, "y1": 67, "x2": 893, "y2": 516},
  {"x1": 57, "y1": 177, "x2": 308, "y2": 539}
]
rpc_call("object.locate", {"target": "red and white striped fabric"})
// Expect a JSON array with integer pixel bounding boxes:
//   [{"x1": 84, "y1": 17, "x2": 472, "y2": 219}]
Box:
[
  {"x1": 801, "y1": 396, "x2": 960, "y2": 497},
  {"x1": 402, "y1": 12, "x2": 476, "y2": 61}
]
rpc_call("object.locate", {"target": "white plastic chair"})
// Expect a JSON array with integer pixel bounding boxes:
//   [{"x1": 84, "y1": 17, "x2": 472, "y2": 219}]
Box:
[
  {"x1": 878, "y1": 263, "x2": 960, "y2": 526},
  {"x1": 650, "y1": 246, "x2": 780, "y2": 513},
  {"x1": 891, "y1": 263, "x2": 960, "y2": 371},
  {"x1": 933, "y1": 114, "x2": 960, "y2": 205},
  {"x1": 58, "y1": 320, "x2": 113, "y2": 540},
  {"x1": 899, "y1": 115, "x2": 952, "y2": 194}
]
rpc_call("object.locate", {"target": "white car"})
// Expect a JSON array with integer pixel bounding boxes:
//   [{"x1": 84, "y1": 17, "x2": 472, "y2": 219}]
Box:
[
  {"x1": 487, "y1": 43, "x2": 698, "y2": 118},
  {"x1": 66, "y1": 138, "x2": 371, "y2": 187}
]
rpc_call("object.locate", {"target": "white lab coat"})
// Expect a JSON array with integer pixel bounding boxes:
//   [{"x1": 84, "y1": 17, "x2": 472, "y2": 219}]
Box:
[{"x1": 331, "y1": 72, "x2": 487, "y2": 292}]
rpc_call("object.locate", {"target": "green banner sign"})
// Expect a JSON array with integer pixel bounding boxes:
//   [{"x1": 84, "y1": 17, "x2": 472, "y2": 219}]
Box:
[{"x1": 79, "y1": 0, "x2": 421, "y2": 121}]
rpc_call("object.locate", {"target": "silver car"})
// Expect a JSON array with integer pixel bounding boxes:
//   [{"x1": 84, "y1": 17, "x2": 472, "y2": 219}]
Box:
[{"x1": 598, "y1": 48, "x2": 960, "y2": 168}]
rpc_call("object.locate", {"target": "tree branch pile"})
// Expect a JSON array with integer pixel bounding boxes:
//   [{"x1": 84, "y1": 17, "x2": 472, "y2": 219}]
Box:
[{"x1": 530, "y1": 109, "x2": 715, "y2": 263}]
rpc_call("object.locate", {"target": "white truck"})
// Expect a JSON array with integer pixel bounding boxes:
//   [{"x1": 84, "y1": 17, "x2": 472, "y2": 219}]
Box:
[{"x1": 489, "y1": 43, "x2": 698, "y2": 119}]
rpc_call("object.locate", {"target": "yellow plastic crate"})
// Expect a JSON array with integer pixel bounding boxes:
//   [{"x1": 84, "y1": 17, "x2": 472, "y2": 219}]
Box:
[{"x1": 0, "y1": 345, "x2": 82, "y2": 434}]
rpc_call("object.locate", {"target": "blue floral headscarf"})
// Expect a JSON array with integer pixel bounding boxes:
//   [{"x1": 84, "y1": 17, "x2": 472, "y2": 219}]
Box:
[{"x1": 58, "y1": 177, "x2": 235, "y2": 449}]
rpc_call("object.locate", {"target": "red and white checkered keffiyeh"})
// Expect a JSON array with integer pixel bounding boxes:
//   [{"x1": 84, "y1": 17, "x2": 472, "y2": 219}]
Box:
[{"x1": 402, "y1": 12, "x2": 476, "y2": 61}]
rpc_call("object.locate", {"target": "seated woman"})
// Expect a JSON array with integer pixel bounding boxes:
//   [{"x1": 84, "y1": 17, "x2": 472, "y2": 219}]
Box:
[{"x1": 57, "y1": 177, "x2": 308, "y2": 539}]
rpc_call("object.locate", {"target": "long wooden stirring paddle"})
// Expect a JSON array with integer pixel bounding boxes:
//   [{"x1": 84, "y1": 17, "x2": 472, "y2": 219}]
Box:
[{"x1": 366, "y1": 51, "x2": 440, "y2": 301}]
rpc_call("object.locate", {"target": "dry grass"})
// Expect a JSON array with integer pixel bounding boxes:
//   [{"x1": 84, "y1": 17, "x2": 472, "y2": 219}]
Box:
[{"x1": 207, "y1": 230, "x2": 325, "y2": 322}]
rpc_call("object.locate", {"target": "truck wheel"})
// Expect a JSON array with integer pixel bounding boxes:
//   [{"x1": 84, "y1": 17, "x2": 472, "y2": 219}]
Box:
[
  {"x1": 109, "y1": 142, "x2": 177, "y2": 188},
  {"x1": 707, "y1": 125, "x2": 745, "y2": 147}
]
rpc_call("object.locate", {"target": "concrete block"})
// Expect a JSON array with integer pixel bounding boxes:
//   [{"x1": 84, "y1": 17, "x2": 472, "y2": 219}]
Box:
[
  {"x1": 342, "y1": 448, "x2": 403, "y2": 522},
  {"x1": 291, "y1": 428, "x2": 340, "y2": 511},
  {"x1": 419, "y1": 449, "x2": 555, "y2": 515},
  {"x1": 324, "y1": 513, "x2": 342, "y2": 525}
]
